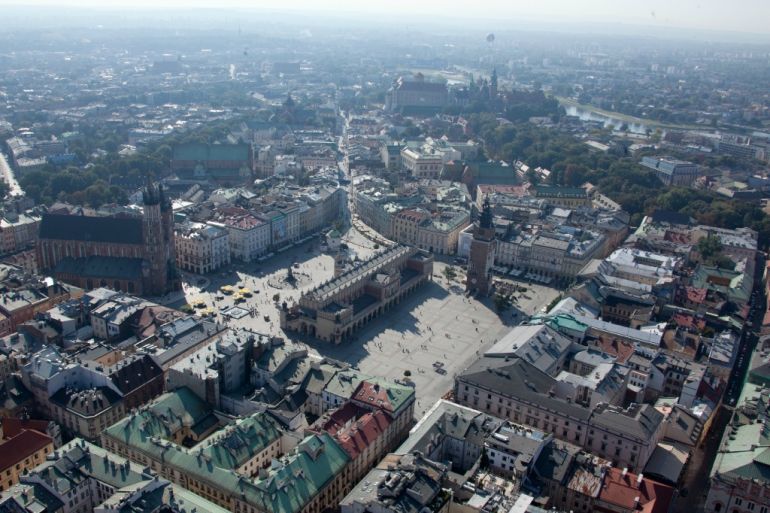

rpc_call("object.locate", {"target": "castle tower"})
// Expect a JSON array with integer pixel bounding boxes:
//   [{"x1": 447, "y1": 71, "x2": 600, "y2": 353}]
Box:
[
  {"x1": 142, "y1": 180, "x2": 169, "y2": 295},
  {"x1": 490, "y1": 68, "x2": 498, "y2": 98},
  {"x1": 466, "y1": 197, "x2": 497, "y2": 296}
]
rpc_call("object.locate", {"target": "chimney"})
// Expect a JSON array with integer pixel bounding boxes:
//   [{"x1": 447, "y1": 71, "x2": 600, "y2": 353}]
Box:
[
  {"x1": 637, "y1": 473, "x2": 643, "y2": 486},
  {"x1": 622, "y1": 468, "x2": 627, "y2": 479}
]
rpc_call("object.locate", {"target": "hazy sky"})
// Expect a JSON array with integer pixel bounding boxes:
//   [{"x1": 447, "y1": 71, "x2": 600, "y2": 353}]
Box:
[{"x1": 3, "y1": 0, "x2": 770, "y2": 35}]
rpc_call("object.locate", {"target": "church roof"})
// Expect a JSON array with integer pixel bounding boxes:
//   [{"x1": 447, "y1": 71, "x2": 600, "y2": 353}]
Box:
[
  {"x1": 40, "y1": 214, "x2": 143, "y2": 245},
  {"x1": 54, "y1": 256, "x2": 144, "y2": 280}
]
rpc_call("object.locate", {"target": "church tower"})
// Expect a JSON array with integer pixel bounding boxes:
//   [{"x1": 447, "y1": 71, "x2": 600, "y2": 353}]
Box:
[
  {"x1": 466, "y1": 197, "x2": 497, "y2": 296},
  {"x1": 142, "y1": 180, "x2": 170, "y2": 296},
  {"x1": 490, "y1": 68, "x2": 498, "y2": 98},
  {"x1": 159, "y1": 183, "x2": 178, "y2": 291}
]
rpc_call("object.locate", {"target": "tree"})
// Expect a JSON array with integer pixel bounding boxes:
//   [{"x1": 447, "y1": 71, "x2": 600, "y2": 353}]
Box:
[
  {"x1": 494, "y1": 293, "x2": 512, "y2": 312},
  {"x1": 697, "y1": 234, "x2": 723, "y2": 260}
]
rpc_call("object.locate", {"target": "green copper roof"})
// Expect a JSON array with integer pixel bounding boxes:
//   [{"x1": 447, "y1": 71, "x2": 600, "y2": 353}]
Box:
[
  {"x1": 173, "y1": 143, "x2": 251, "y2": 162},
  {"x1": 103, "y1": 389, "x2": 347, "y2": 513},
  {"x1": 252, "y1": 433, "x2": 349, "y2": 513},
  {"x1": 324, "y1": 370, "x2": 414, "y2": 414},
  {"x1": 198, "y1": 414, "x2": 283, "y2": 470},
  {"x1": 530, "y1": 313, "x2": 589, "y2": 336}
]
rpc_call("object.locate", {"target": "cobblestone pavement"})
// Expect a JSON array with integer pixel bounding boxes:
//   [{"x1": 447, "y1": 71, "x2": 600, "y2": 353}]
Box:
[{"x1": 168, "y1": 236, "x2": 560, "y2": 412}]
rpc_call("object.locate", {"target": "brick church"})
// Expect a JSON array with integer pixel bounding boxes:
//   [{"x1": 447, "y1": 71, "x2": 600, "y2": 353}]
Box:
[
  {"x1": 37, "y1": 182, "x2": 179, "y2": 296},
  {"x1": 466, "y1": 197, "x2": 497, "y2": 296}
]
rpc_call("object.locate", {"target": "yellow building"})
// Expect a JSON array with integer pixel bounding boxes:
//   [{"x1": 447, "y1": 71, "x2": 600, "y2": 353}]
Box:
[{"x1": 0, "y1": 429, "x2": 54, "y2": 491}]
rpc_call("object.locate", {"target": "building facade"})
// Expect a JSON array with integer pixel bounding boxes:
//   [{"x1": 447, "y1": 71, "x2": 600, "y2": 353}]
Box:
[
  {"x1": 641, "y1": 156, "x2": 700, "y2": 186},
  {"x1": 466, "y1": 198, "x2": 496, "y2": 296},
  {"x1": 37, "y1": 182, "x2": 177, "y2": 296},
  {"x1": 281, "y1": 246, "x2": 434, "y2": 344},
  {"x1": 175, "y1": 222, "x2": 230, "y2": 275}
]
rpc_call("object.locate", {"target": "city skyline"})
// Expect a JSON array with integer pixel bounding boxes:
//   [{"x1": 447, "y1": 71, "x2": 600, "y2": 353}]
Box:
[{"x1": 1, "y1": 0, "x2": 769, "y2": 37}]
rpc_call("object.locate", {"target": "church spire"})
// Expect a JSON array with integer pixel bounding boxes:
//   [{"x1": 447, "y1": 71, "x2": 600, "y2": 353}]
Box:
[{"x1": 480, "y1": 196, "x2": 493, "y2": 229}]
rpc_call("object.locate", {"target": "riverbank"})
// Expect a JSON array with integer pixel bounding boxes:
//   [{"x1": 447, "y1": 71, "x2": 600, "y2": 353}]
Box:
[{"x1": 555, "y1": 96, "x2": 706, "y2": 132}]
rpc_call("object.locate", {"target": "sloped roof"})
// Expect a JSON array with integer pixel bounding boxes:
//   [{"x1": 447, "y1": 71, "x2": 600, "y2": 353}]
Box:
[
  {"x1": 0, "y1": 429, "x2": 52, "y2": 472},
  {"x1": 54, "y1": 256, "x2": 144, "y2": 280},
  {"x1": 458, "y1": 356, "x2": 591, "y2": 421},
  {"x1": 173, "y1": 143, "x2": 251, "y2": 162},
  {"x1": 109, "y1": 355, "x2": 163, "y2": 395},
  {"x1": 40, "y1": 213, "x2": 143, "y2": 244}
]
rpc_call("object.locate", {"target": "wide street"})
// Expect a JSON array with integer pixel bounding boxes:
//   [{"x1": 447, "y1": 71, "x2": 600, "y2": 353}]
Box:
[
  {"x1": 168, "y1": 226, "x2": 560, "y2": 411},
  {"x1": 0, "y1": 152, "x2": 23, "y2": 197}
]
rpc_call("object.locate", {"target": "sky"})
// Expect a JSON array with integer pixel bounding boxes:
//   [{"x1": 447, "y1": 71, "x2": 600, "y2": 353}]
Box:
[{"x1": 2, "y1": 0, "x2": 770, "y2": 36}]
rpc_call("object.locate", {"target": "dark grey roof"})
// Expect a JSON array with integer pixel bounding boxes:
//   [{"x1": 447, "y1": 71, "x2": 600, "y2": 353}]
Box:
[
  {"x1": 54, "y1": 256, "x2": 144, "y2": 281},
  {"x1": 152, "y1": 318, "x2": 224, "y2": 367},
  {"x1": 50, "y1": 386, "x2": 122, "y2": 416},
  {"x1": 109, "y1": 355, "x2": 163, "y2": 395},
  {"x1": 457, "y1": 356, "x2": 591, "y2": 421},
  {"x1": 590, "y1": 403, "x2": 664, "y2": 441},
  {"x1": 40, "y1": 214, "x2": 143, "y2": 245},
  {"x1": 532, "y1": 441, "x2": 579, "y2": 485}
]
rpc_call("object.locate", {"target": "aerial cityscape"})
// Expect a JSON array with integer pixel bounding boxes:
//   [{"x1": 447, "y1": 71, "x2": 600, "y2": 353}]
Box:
[{"x1": 0, "y1": 2, "x2": 769, "y2": 512}]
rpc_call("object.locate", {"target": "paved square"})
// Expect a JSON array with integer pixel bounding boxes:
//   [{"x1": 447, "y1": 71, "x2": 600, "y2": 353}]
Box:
[
  {"x1": 299, "y1": 270, "x2": 559, "y2": 417},
  {"x1": 167, "y1": 229, "x2": 560, "y2": 417}
]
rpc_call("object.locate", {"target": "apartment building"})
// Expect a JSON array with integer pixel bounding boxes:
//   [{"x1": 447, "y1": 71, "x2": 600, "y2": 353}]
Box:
[
  {"x1": 400, "y1": 147, "x2": 444, "y2": 179},
  {"x1": 209, "y1": 207, "x2": 271, "y2": 262},
  {"x1": 0, "y1": 428, "x2": 53, "y2": 491},
  {"x1": 167, "y1": 327, "x2": 259, "y2": 409},
  {"x1": 454, "y1": 355, "x2": 664, "y2": 472},
  {"x1": 102, "y1": 388, "x2": 352, "y2": 513},
  {"x1": 175, "y1": 222, "x2": 230, "y2": 275}
]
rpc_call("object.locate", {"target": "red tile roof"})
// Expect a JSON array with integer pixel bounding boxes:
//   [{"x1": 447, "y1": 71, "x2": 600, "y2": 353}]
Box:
[
  {"x1": 684, "y1": 287, "x2": 707, "y2": 304},
  {"x1": 352, "y1": 381, "x2": 395, "y2": 414},
  {"x1": 672, "y1": 313, "x2": 706, "y2": 331},
  {"x1": 594, "y1": 337, "x2": 635, "y2": 364},
  {"x1": 320, "y1": 403, "x2": 368, "y2": 435},
  {"x1": 330, "y1": 409, "x2": 391, "y2": 460},
  {"x1": 663, "y1": 230, "x2": 692, "y2": 245},
  {"x1": 0, "y1": 429, "x2": 52, "y2": 472},
  {"x1": 597, "y1": 468, "x2": 674, "y2": 513},
  {"x1": 1, "y1": 418, "x2": 50, "y2": 439}
]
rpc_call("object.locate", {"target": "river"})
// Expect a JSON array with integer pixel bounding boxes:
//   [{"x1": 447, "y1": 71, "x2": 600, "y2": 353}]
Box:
[{"x1": 563, "y1": 105, "x2": 650, "y2": 135}]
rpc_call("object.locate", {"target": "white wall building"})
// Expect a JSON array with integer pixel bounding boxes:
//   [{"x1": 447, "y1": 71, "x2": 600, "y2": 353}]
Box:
[{"x1": 175, "y1": 222, "x2": 230, "y2": 275}]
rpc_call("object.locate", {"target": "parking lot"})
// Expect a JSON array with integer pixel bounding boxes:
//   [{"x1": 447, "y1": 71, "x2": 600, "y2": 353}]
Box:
[{"x1": 169, "y1": 229, "x2": 560, "y2": 414}]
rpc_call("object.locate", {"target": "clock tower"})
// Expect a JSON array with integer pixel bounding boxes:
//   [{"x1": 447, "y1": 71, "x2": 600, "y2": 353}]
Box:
[{"x1": 466, "y1": 197, "x2": 497, "y2": 296}]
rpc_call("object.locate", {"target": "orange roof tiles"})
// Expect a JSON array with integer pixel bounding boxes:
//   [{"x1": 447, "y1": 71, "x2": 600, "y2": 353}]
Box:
[{"x1": 598, "y1": 468, "x2": 674, "y2": 513}]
